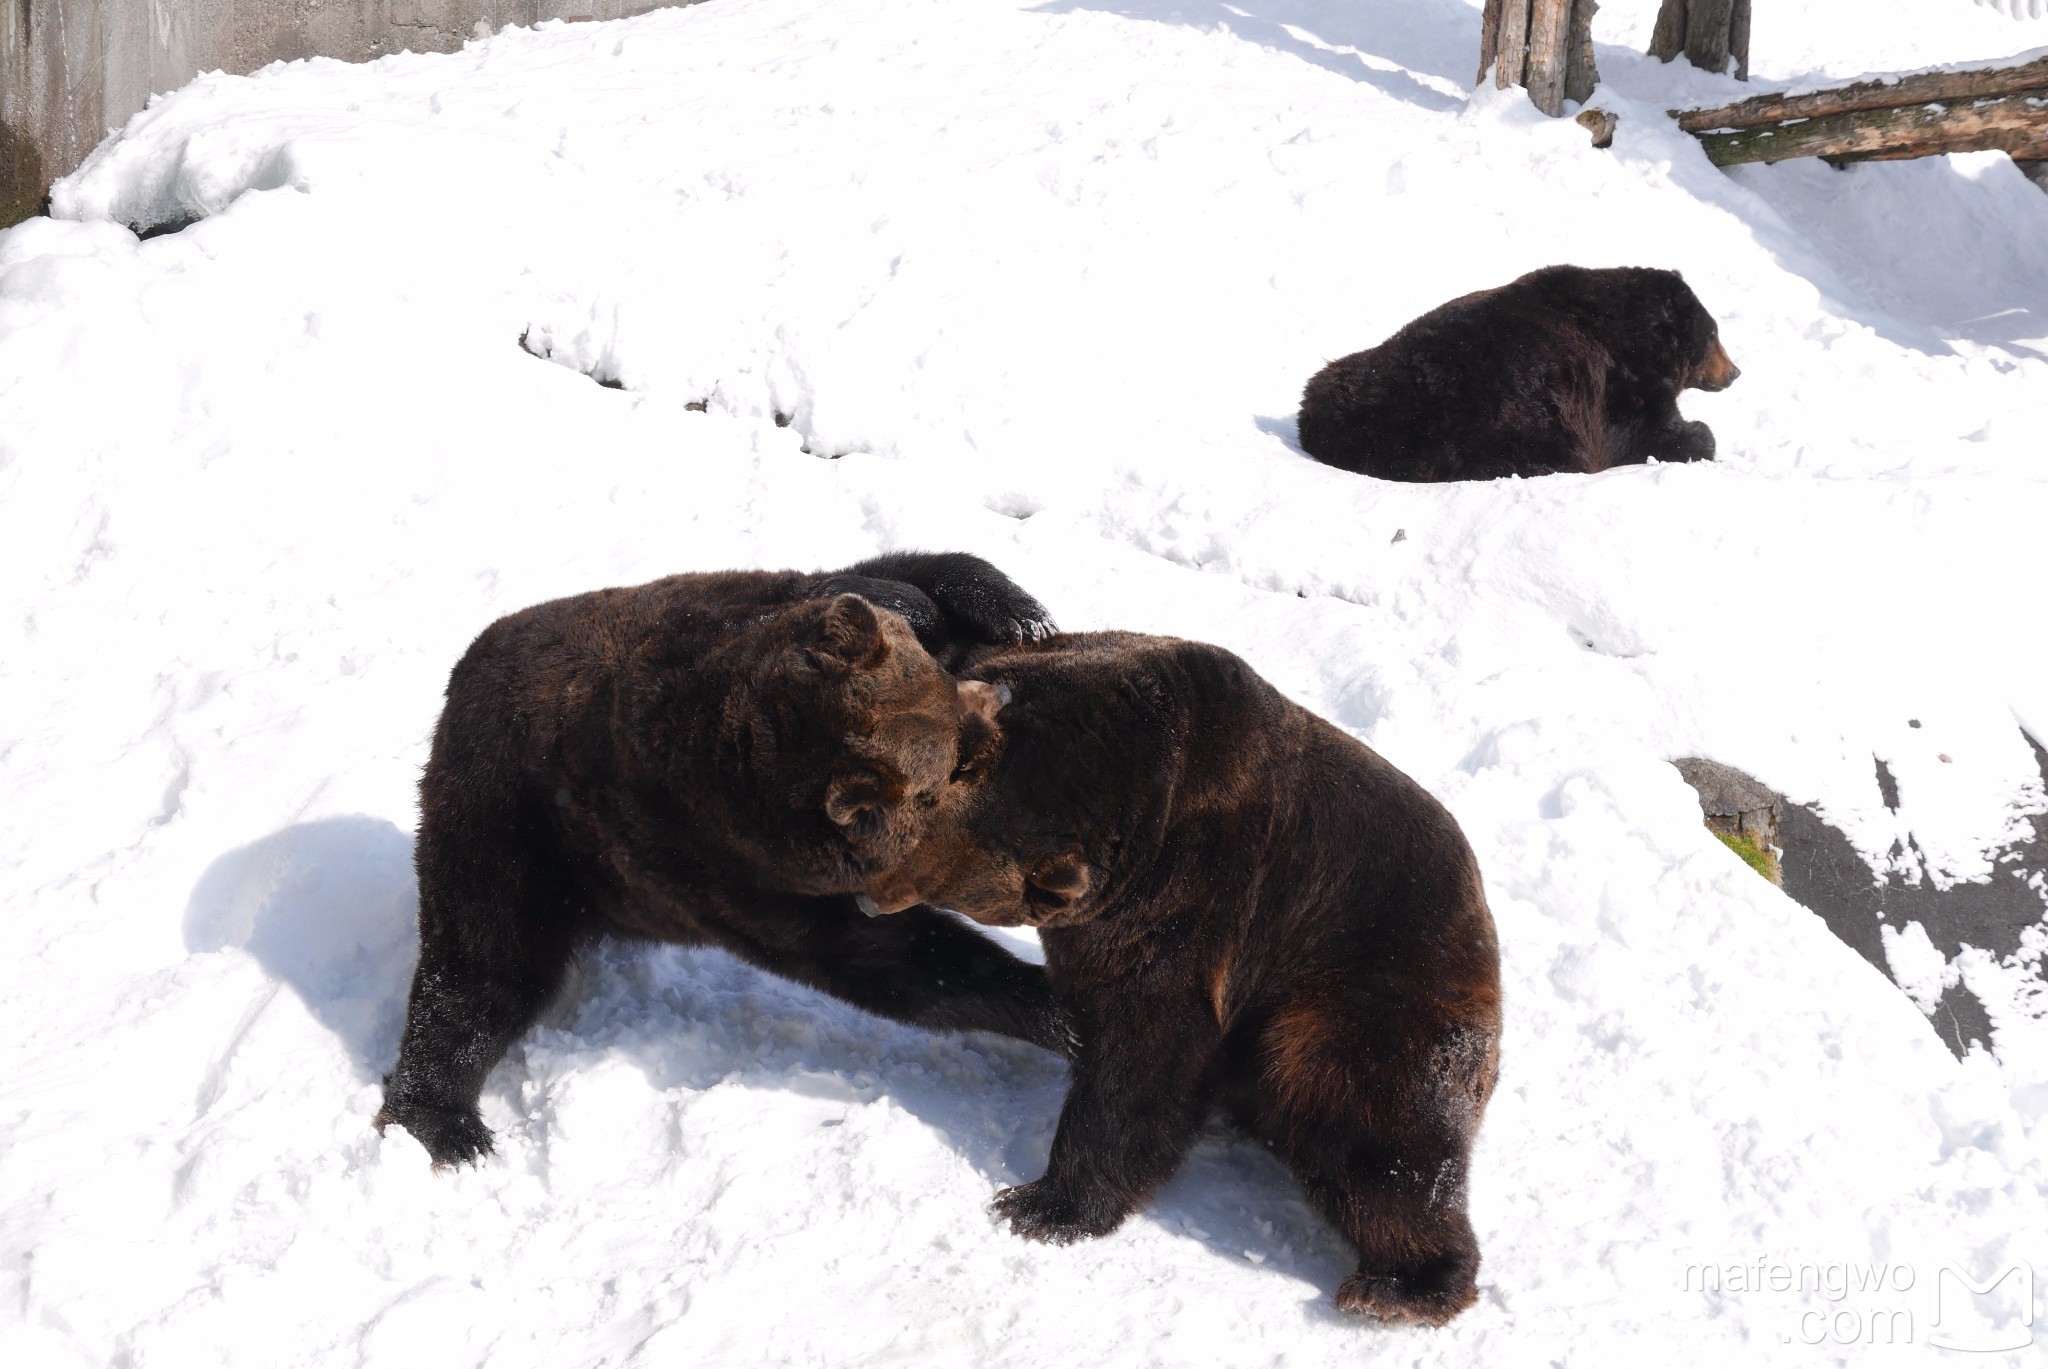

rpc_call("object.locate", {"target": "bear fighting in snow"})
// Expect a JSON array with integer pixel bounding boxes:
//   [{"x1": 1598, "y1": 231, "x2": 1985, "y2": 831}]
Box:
[
  {"x1": 1296, "y1": 264, "x2": 1739, "y2": 482},
  {"x1": 377, "y1": 553, "x2": 1070, "y2": 1169},
  {"x1": 860, "y1": 631, "x2": 1502, "y2": 1326}
]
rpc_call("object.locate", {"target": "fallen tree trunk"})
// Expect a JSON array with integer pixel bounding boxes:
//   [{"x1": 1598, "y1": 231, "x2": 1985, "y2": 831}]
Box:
[
  {"x1": 1675, "y1": 54, "x2": 2048, "y2": 132},
  {"x1": 1691, "y1": 90, "x2": 2048, "y2": 166}
]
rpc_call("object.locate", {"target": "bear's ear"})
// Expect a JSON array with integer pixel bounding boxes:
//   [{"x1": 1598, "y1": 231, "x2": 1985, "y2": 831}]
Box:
[
  {"x1": 1026, "y1": 853, "x2": 1092, "y2": 911},
  {"x1": 825, "y1": 767, "x2": 895, "y2": 830},
  {"x1": 802, "y1": 595, "x2": 887, "y2": 672}
]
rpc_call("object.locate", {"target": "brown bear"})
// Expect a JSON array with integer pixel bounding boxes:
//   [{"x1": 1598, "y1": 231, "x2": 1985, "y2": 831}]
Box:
[
  {"x1": 1296, "y1": 264, "x2": 1739, "y2": 482},
  {"x1": 377, "y1": 552, "x2": 1070, "y2": 1169},
  {"x1": 860, "y1": 632, "x2": 1502, "y2": 1326}
]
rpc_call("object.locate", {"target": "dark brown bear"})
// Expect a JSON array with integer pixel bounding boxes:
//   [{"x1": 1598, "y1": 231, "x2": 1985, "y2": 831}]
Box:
[
  {"x1": 860, "y1": 632, "x2": 1502, "y2": 1326},
  {"x1": 1297, "y1": 264, "x2": 1739, "y2": 481},
  {"x1": 377, "y1": 552, "x2": 1070, "y2": 1169}
]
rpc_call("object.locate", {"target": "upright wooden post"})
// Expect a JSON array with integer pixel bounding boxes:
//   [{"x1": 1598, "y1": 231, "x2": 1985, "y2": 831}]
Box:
[
  {"x1": 1649, "y1": 0, "x2": 1687, "y2": 61},
  {"x1": 1481, "y1": 0, "x2": 1600, "y2": 113},
  {"x1": 1684, "y1": 0, "x2": 1737, "y2": 74},
  {"x1": 1489, "y1": 0, "x2": 1532, "y2": 89},
  {"x1": 1478, "y1": 0, "x2": 1506, "y2": 87},
  {"x1": 1650, "y1": 0, "x2": 1751, "y2": 79},
  {"x1": 1525, "y1": 0, "x2": 1573, "y2": 116},
  {"x1": 1565, "y1": 0, "x2": 1600, "y2": 105}
]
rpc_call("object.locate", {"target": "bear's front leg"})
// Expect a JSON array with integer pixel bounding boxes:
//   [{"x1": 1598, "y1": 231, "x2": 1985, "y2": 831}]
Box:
[
  {"x1": 996, "y1": 989, "x2": 1220, "y2": 1244},
  {"x1": 379, "y1": 832, "x2": 588, "y2": 1169},
  {"x1": 1648, "y1": 416, "x2": 1715, "y2": 463},
  {"x1": 835, "y1": 551, "x2": 1055, "y2": 646},
  {"x1": 804, "y1": 574, "x2": 948, "y2": 647}
]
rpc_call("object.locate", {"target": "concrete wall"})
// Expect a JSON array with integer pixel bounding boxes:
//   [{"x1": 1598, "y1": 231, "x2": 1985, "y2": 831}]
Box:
[{"x1": 2, "y1": 0, "x2": 683, "y2": 225}]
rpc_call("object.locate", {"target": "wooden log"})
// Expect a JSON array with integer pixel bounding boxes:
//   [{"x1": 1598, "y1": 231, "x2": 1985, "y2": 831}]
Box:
[
  {"x1": 1649, "y1": 0, "x2": 1687, "y2": 62},
  {"x1": 1480, "y1": 0, "x2": 1599, "y2": 116},
  {"x1": 1495, "y1": 0, "x2": 1531, "y2": 90},
  {"x1": 1565, "y1": 0, "x2": 1600, "y2": 106},
  {"x1": 1478, "y1": 0, "x2": 1505, "y2": 85},
  {"x1": 1684, "y1": 0, "x2": 1737, "y2": 75},
  {"x1": 1675, "y1": 55, "x2": 2048, "y2": 132},
  {"x1": 1651, "y1": 0, "x2": 1750, "y2": 79},
  {"x1": 1525, "y1": 0, "x2": 1574, "y2": 116},
  {"x1": 1693, "y1": 92, "x2": 2048, "y2": 167}
]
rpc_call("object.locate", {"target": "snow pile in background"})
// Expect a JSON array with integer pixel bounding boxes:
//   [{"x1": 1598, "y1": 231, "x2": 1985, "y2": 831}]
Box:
[
  {"x1": 1977, "y1": 0, "x2": 2047, "y2": 24},
  {"x1": 4, "y1": 0, "x2": 2048, "y2": 1363}
]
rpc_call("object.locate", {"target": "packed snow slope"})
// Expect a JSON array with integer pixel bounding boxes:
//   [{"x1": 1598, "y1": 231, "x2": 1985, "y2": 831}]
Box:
[{"x1": 5, "y1": 0, "x2": 2048, "y2": 1363}]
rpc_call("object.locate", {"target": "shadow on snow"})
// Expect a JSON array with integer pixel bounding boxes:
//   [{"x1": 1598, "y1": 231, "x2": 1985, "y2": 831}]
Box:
[{"x1": 182, "y1": 816, "x2": 1357, "y2": 1302}]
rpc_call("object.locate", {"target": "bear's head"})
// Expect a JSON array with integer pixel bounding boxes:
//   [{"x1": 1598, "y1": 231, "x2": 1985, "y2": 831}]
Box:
[
  {"x1": 1687, "y1": 324, "x2": 1739, "y2": 393},
  {"x1": 1543, "y1": 265, "x2": 1739, "y2": 398},
  {"x1": 860, "y1": 633, "x2": 1244, "y2": 929},
  {"x1": 1650, "y1": 269, "x2": 1739, "y2": 394},
  {"x1": 631, "y1": 593, "x2": 1005, "y2": 895}
]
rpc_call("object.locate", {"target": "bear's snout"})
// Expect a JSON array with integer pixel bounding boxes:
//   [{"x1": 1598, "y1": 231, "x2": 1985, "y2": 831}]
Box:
[{"x1": 1693, "y1": 338, "x2": 1740, "y2": 392}]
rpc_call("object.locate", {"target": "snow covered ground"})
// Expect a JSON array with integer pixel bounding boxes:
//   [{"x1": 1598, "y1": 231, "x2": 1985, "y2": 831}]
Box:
[{"x1": 5, "y1": 0, "x2": 2048, "y2": 1362}]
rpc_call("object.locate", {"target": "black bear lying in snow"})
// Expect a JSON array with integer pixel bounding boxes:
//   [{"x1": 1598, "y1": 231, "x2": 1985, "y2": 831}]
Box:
[
  {"x1": 377, "y1": 552, "x2": 1069, "y2": 1169},
  {"x1": 1297, "y1": 264, "x2": 1739, "y2": 482},
  {"x1": 861, "y1": 632, "x2": 1503, "y2": 1326}
]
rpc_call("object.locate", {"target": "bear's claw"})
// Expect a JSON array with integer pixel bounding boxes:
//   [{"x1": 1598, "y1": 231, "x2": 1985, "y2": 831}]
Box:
[
  {"x1": 991, "y1": 1179, "x2": 1126, "y2": 1245},
  {"x1": 1334, "y1": 1262, "x2": 1479, "y2": 1327},
  {"x1": 375, "y1": 1102, "x2": 497, "y2": 1170},
  {"x1": 999, "y1": 617, "x2": 1055, "y2": 644}
]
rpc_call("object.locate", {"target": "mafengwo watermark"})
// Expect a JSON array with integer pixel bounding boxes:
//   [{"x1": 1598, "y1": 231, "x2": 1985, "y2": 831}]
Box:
[{"x1": 1682, "y1": 1256, "x2": 2036, "y2": 1352}]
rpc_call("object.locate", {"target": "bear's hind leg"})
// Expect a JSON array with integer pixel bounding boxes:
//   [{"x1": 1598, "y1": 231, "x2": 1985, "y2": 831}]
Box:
[
  {"x1": 1250, "y1": 999, "x2": 1489, "y2": 1326},
  {"x1": 1328, "y1": 1183, "x2": 1482, "y2": 1328},
  {"x1": 714, "y1": 898, "x2": 1074, "y2": 1057},
  {"x1": 1279, "y1": 1109, "x2": 1481, "y2": 1326}
]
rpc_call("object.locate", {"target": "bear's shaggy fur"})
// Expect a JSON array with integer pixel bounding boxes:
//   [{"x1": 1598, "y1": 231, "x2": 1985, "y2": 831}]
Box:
[
  {"x1": 1297, "y1": 264, "x2": 1739, "y2": 482},
  {"x1": 377, "y1": 553, "x2": 1070, "y2": 1169},
  {"x1": 862, "y1": 632, "x2": 1502, "y2": 1326}
]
